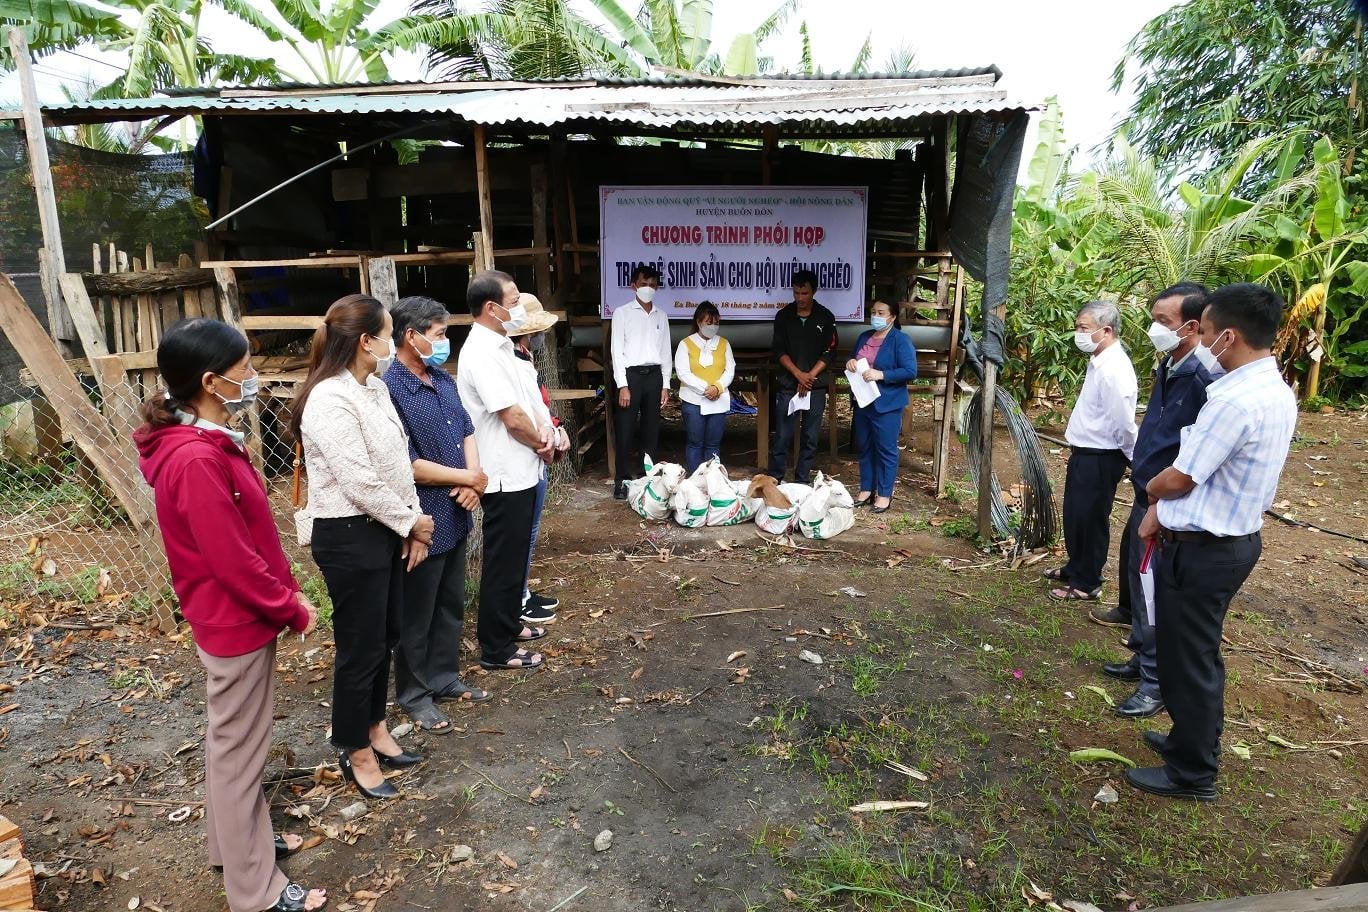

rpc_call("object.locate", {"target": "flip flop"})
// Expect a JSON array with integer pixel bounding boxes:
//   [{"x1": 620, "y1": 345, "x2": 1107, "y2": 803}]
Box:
[
  {"x1": 480, "y1": 649, "x2": 544, "y2": 671},
  {"x1": 435, "y1": 682, "x2": 491, "y2": 704},
  {"x1": 410, "y1": 704, "x2": 454, "y2": 735},
  {"x1": 1048, "y1": 586, "x2": 1102, "y2": 602}
]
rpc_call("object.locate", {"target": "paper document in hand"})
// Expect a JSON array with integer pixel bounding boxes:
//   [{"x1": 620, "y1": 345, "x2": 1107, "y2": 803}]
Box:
[
  {"x1": 787, "y1": 391, "x2": 811, "y2": 415},
  {"x1": 845, "y1": 358, "x2": 879, "y2": 409},
  {"x1": 1139, "y1": 538, "x2": 1157, "y2": 627}
]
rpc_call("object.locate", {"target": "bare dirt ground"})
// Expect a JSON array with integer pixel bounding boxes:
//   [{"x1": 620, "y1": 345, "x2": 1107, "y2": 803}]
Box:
[{"x1": 1, "y1": 400, "x2": 1365, "y2": 912}]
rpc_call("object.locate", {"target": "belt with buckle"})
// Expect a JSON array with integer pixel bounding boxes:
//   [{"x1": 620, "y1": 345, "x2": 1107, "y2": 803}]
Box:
[{"x1": 1158, "y1": 529, "x2": 1256, "y2": 545}]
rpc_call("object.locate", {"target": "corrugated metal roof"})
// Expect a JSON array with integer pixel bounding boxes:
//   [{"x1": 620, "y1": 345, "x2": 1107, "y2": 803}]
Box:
[{"x1": 43, "y1": 71, "x2": 1030, "y2": 129}]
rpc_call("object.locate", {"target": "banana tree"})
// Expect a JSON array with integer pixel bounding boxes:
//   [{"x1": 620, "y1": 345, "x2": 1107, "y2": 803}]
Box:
[
  {"x1": 0, "y1": 0, "x2": 127, "y2": 69},
  {"x1": 1248, "y1": 136, "x2": 1368, "y2": 396}
]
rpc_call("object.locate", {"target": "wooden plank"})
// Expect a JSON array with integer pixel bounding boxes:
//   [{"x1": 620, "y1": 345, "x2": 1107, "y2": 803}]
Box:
[
  {"x1": 199, "y1": 284, "x2": 219, "y2": 322},
  {"x1": 756, "y1": 364, "x2": 770, "y2": 471},
  {"x1": 602, "y1": 318, "x2": 615, "y2": 481},
  {"x1": 91, "y1": 354, "x2": 143, "y2": 442},
  {"x1": 136, "y1": 292, "x2": 157, "y2": 394},
  {"x1": 935, "y1": 266, "x2": 966, "y2": 496},
  {"x1": 0, "y1": 815, "x2": 20, "y2": 845},
  {"x1": 531, "y1": 163, "x2": 552, "y2": 301},
  {"x1": 366, "y1": 257, "x2": 399, "y2": 307},
  {"x1": 213, "y1": 267, "x2": 244, "y2": 331},
  {"x1": 183, "y1": 283, "x2": 202, "y2": 320},
  {"x1": 159, "y1": 289, "x2": 181, "y2": 334},
  {"x1": 472, "y1": 124, "x2": 495, "y2": 268},
  {"x1": 0, "y1": 856, "x2": 34, "y2": 909},
  {"x1": 1154, "y1": 883, "x2": 1368, "y2": 912},
  {"x1": 548, "y1": 389, "x2": 597, "y2": 401},
  {"x1": 0, "y1": 274, "x2": 155, "y2": 526},
  {"x1": 83, "y1": 268, "x2": 213, "y2": 296},
  {"x1": 201, "y1": 255, "x2": 364, "y2": 269},
  {"x1": 9, "y1": 29, "x2": 72, "y2": 349},
  {"x1": 56, "y1": 272, "x2": 110, "y2": 360}
]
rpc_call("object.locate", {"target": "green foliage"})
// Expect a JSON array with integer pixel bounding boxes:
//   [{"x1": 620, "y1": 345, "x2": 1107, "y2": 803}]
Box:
[
  {"x1": 292, "y1": 563, "x2": 334, "y2": 625},
  {"x1": 1112, "y1": 0, "x2": 1363, "y2": 183}
]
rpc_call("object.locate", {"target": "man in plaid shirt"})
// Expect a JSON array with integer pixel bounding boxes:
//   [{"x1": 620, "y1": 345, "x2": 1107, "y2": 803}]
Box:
[{"x1": 1129, "y1": 283, "x2": 1297, "y2": 801}]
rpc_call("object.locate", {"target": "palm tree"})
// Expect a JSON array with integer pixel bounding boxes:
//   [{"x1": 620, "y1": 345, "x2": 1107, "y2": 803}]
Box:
[
  {"x1": 400, "y1": 0, "x2": 802, "y2": 82},
  {"x1": 1081, "y1": 133, "x2": 1315, "y2": 296}
]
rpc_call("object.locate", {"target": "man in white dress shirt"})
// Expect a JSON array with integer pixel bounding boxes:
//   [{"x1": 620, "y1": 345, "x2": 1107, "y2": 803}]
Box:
[
  {"x1": 457, "y1": 270, "x2": 561, "y2": 671},
  {"x1": 1048, "y1": 300, "x2": 1138, "y2": 602},
  {"x1": 610, "y1": 264, "x2": 672, "y2": 500},
  {"x1": 1129, "y1": 283, "x2": 1296, "y2": 801}
]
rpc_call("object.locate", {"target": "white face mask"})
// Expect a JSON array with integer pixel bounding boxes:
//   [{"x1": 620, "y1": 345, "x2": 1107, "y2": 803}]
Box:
[
  {"x1": 1145, "y1": 321, "x2": 1181, "y2": 354},
  {"x1": 699, "y1": 323, "x2": 719, "y2": 339},
  {"x1": 214, "y1": 370, "x2": 259, "y2": 415},
  {"x1": 367, "y1": 336, "x2": 395, "y2": 376},
  {"x1": 1196, "y1": 331, "x2": 1232, "y2": 376},
  {"x1": 496, "y1": 301, "x2": 528, "y2": 334},
  {"x1": 636, "y1": 285, "x2": 657, "y2": 304},
  {"x1": 1073, "y1": 328, "x2": 1103, "y2": 354}
]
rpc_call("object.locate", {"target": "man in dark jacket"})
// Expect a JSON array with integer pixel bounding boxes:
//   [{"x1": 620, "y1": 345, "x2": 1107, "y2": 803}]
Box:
[
  {"x1": 768, "y1": 269, "x2": 838, "y2": 483},
  {"x1": 1098, "y1": 282, "x2": 1214, "y2": 718}
]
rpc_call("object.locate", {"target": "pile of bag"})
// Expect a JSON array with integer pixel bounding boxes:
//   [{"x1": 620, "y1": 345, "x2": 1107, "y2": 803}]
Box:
[{"x1": 624, "y1": 456, "x2": 855, "y2": 539}]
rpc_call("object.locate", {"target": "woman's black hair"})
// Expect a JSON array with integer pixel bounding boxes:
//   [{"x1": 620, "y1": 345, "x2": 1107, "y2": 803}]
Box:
[
  {"x1": 139, "y1": 318, "x2": 249, "y2": 429},
  {"x1": 692, "y1": 300, "x2": 721, "y2": 334}
]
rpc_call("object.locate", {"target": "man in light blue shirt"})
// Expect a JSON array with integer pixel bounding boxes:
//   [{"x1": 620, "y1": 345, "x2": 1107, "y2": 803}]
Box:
[{"x1": 1129, "y1": 283, "x2": 1297, "y2": 801}]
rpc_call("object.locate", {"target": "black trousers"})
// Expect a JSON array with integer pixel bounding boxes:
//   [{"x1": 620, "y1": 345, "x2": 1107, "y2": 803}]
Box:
[
  {"x1": 1116, "y1": 491, "x2": 1134, "y2": 619},
  {"x1": 478, "y1": 487, "x2": 537, "y2": 663},
  {"x1": 1060, "y1": 448, "x2": 1129, "y2": 593},
  {"x1": 311, "y1": 515, "x2": 402, "y2": 751},
  {"x1": 769, "y1": 388, "x2": 827, "y2": 484},
  {"x1": 1155, "y1": 532, "x2": 1260, "y2": 788},
  {"x1": 395, "y1": 537, "x2": 468, "y2": 715},
  {"x1": 1122, "y1": 499, "x2": 1159, "y2": 696},
  {"x1": 615, "y1": 365, "x2": 663, "y2": 484}
]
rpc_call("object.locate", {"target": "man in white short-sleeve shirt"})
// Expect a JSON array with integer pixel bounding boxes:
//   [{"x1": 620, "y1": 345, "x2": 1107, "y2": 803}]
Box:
[
  {"x1": 1128, "y1": 282, "x2": 1297, "y2": 802},
  {"x1": 610, "y1": 264, "x2": 672, "y2": 499},
  {"x1": 457, "y1": 270, "x2": 565, "y2": 671}
]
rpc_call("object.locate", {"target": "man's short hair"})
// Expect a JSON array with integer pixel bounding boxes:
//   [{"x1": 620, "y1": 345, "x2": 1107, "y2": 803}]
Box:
[
  {"x1": 1204, "y1": 282, "x2": 1284, "y2": 350},
  {"x1": 792, "y1": 269, "x2": 818, "y2": 291},
  {"x1": 391, "y1": 295, "x2": 449, "y2": 339},
  {"x1": 632, "y1": 264, "x2": 661, "y2": 283},
  {"x1": 1078, "y1": 300, "x2": 1120, "y2": 333},
  {"x1": 1153, "y1": 281, "x2": 1210, "y2": 324},
  {"x1": 467, "y1": 269, "x2": 514, "y2": 315}
]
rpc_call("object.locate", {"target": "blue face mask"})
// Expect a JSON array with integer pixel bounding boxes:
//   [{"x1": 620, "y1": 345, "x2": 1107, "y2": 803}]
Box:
[
  {"x1": 871, "y1": 316, "x2": 889, "y2": 331},
  {"x1": 413, "y1": 334, "x2": 450, "y2": 367}
]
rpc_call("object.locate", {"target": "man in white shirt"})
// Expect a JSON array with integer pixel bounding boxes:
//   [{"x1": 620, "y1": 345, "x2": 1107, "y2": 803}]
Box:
[
  {"x1": 1129, "y1": 283, "x2": 1296, "y2": 801},
  {"x1": 1048, "y1": 300, "x2": 1138, "y2": 602},
  {"x1": 610, "y1": 265, "x2": 672, "y2": 500},
  {"x1": 457, "y1": 270, "x2": 564, "y2": 671}
]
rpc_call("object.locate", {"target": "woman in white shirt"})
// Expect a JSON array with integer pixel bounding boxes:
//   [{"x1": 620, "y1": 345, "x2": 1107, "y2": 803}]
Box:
[
  {"x1": 291, "y1": 294, "x2": 434, "y2": 801},
  {"x1": 673, "y1": 302, "x2": 735, "y2": 472}
]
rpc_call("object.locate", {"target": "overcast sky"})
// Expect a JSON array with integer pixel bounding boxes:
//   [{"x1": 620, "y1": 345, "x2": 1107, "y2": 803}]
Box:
[{"x1": 5, "y1": 0, "x2": 1180, "y2": 167}]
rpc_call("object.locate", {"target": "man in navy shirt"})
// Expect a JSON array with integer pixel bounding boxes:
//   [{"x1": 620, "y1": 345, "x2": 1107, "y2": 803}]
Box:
[
  {"x1": 1097, "y1": 282, "x2": 1213, "y2": 719},
  {"x1": 768, "y1": 270, "x2": 838, "y2": 483},
  {"x1": 384, "y1": 296, "x2": 490, "y2": 734}
]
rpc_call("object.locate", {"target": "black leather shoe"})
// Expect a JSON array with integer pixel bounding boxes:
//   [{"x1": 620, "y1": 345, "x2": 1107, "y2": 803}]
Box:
[
  {"x1": 338, "y1": 750, "x2": 399, "y2": 799},
  {"x1": 1089, "y1": 606, "x2": 1131, "y2": 628},
  {"x1": 1102, "y1": 660, "x2": 1141, "y2": 681},
  {"x1": 613, "y1": 481, "x2": 628, "y2": 501},
  {"x1": 373, "y1": 747, "x2": 423, "y2": 769},
  {"x1": 1115, "y1": 690, "x2": 1165, "y2": 718},
  {"x1": 1143, "y1": 729, "x2": 1169, "y2": 756},
  {"x1": 1125, "y1": 766, "x2": 1216, "y2": 801}
]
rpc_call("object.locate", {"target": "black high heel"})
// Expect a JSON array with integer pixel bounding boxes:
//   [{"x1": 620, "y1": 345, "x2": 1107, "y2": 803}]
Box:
[
  {"x1": 373, "y1": 746, "x2": 423, "y2": 770},
  {"x1": 338, "y1": 750, "x2": 398, "y2": 799}
]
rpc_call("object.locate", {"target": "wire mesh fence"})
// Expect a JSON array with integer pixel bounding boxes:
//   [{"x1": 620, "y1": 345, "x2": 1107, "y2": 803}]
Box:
[{"x1": 0, "y1": 340, "x2": 584, "y2": 624}]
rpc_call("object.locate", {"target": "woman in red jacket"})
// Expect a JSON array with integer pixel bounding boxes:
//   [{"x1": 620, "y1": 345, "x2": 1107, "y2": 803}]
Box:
[{"x1": 135, "y1": 319, "x2": 327, "y2": 912}]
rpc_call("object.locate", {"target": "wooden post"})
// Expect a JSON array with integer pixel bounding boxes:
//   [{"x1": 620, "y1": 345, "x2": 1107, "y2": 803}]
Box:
[
  {"x1": 926, "y1": 120, "x2": 950, "y2": 251},
  {"x1": 213, "y1": 266, "x2": 244, "y2": 331},
  {"x1": 0, "y1": 274, "x2": 155, "y2": 527},
  {"x1": 756, "y1": 365, "x2": 770, "y2": 471},
  {"x1": 366, "y1": 256, "x2": 399, "y2": 306},
  {"x1": 603, "y1": 318, "x2": 616, "y2": 482},
  {"x1": 91, "y1": 354, "x2": 143, "y2": 442},
  {"x1": 472, "y1": 124, "x2": 496, "y2": 269},
  {"x1": 531, "y1": 163, "x2": 553, "y2": 301},
  {"x1": 935, "y1": 266, "x2": 966, "y2": 496},
  {"x1": 57, "y1": 272, "x2": 111, "y2": 360},
  {"x1": 9, "y1": 28, "x2": 73, "y2": 350}
]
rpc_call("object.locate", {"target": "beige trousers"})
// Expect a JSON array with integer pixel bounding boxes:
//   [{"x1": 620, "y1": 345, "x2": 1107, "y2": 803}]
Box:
[{"x1": 198, "y1": 641, "x2": 289, "y2": 912}]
